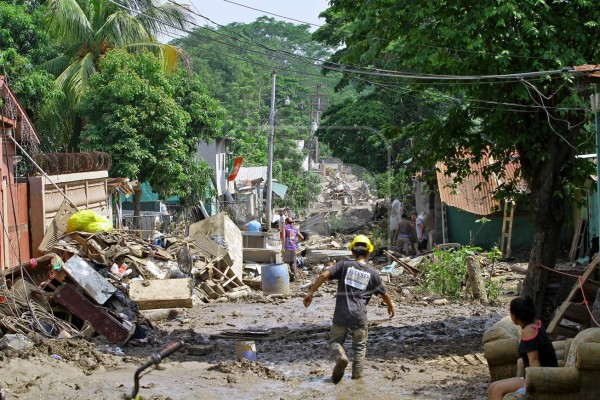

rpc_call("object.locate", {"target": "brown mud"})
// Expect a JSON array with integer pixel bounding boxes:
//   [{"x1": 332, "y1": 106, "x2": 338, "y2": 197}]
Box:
[{"x1": 0, "y1": 273, "x2": 517, "y2": 400}]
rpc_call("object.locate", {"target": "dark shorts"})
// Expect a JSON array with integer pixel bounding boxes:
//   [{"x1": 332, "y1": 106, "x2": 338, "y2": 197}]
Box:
[{"x1": 417, "y1": 239, "x2": 428, "y2": 250}]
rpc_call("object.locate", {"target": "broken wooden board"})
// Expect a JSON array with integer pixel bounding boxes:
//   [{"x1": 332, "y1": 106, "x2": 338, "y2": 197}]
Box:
[
  {"x1": 54, "y1": 284, "x2": 134, "y2": 345},
  {"x1": 62, "y1": 254, "x2": 117, "y2": 305},
  {"x1": 548, "y1": 255, "x2": 600, "y2": 337},
  {"x1": 129, "y1": 278, "x2": 193, "y2": 310}
]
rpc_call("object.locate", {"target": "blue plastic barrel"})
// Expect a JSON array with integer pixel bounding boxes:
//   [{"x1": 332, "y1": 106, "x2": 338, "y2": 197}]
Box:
[{"x1": 261, "y1": 263, "x2": 290, "y2": 295}]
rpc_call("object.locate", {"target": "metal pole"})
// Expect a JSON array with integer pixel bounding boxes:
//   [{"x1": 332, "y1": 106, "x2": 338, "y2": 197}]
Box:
[
  {"x1": 266, "y1": 71, "x2": 276, "y2": 230},
  {"x1": 595, "y1": 84, "x2": 600, "y2": 243}
]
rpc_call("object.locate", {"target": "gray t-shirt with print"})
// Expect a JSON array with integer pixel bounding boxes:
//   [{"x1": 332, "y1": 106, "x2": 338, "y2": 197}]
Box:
[{"x1": 328, "y1": 260, "x2": 387, "y2": 328}]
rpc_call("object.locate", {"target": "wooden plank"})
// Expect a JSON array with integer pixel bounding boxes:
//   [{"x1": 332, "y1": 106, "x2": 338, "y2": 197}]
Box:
[
  {"x1": 569, "y1": 219, "x2": 584, "y2": 261},
  {"x1": 54, "y1": 284, "x2": 134, "y2": 345},
  {"x1": 129, "y1": 278, "x2": 193, "y2": 310},
  {"x1": 548, "y1": 255, "x2": 599, "y2": 335}
]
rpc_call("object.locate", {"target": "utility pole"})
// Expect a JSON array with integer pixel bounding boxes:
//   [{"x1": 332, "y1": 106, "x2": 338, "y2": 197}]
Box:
[
  {"x1": 308, "y1": 84, "x2": 322, "y2": 169},
  {"x1": 266, "y1": 71, "x2": 276, "y2": 230}
]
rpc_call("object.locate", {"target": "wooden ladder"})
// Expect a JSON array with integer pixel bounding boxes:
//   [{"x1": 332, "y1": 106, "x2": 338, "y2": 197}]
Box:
[
  {"x1": 500, "y1": 199, "x2": 515, "y2": 259},
  {"x1": 547, "y1": 255, "x2": 600, "y2": 337}
]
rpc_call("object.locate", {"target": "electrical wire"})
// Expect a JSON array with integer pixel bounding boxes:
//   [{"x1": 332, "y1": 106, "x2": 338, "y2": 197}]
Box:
[
  {"x1": 169, "y1": 0, "x2": 585, "y2": 81},
  {"x1": 110, "y1": 0, "x2": 591, "y2": 112},
  {"x1": 221, "y1": 0, "x2": 566, "y2": 63}
]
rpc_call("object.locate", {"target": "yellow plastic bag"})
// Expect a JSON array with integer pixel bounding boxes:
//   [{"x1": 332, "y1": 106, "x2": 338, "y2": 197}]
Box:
[{"x1": 67, "y1": 210, "x2": 113, "y2": 233}]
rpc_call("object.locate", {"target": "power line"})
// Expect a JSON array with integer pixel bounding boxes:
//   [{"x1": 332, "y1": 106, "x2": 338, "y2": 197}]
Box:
[
  {"x1": 109, "y1": 0, "x2": 590, "y2": 112},
  {"x1": 221, "y1": 0, "x2": 572, "y2": 63},
  {"x1": 165, "y1": 0, "x2": 585, "y2": 82}
]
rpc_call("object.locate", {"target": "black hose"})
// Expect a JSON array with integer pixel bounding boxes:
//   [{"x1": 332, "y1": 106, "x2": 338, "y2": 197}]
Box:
[{"x1": 128, "y1": 340, "x2": 184, "y2": 399}]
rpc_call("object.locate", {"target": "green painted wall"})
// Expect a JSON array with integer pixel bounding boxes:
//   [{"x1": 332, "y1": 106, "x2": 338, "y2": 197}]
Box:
[{"x1": 446, "y1": 207, "x2": 534, "y2": 250}]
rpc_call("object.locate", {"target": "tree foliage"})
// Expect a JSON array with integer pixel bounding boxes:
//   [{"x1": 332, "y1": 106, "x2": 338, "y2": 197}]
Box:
[
  {"x1": 41, "y1": 0, "x2": 191, "y2": 149},
  {"x1": 171, "y1": 17, "x2": 341, "y2": 214},
  {"x1": 0, "y1": 0, "x2": 59, "y2": 127},
  {"x1": 79, "y1": 49, "x2": 223, "y2": 209},
  {"x1": 314, "y1": 0, "x2": 600, "y2": 314}
]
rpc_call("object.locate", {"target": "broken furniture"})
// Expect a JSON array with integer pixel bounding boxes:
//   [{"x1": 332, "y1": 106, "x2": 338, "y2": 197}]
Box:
[
  {"x1": 483, "y1": 316, "x2": 522, "y2": 381},
  {"x1": 54, "y1": 284, "x2": 135, "y2": 346},
  {"x1": 514, "y1": 328, "x2": 600, "y2": 400},
  {"x1": 243, "y1": 248, "x2": 280, "y2": 263},
  {"x1": 242, "y1": 231, "x2": 268, "y2": 249},
  {"x1": 548, "y1": 255, "x2": 599, "y2": 337}
]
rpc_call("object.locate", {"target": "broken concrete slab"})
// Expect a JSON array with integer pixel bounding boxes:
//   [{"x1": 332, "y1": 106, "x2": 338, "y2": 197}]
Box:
[
  {"x1": 243, "y1": 248, "x2": 280, "y2": 264},
  {"x1": 306, "y1": 249, "x2": 352, "y2": 263},
  {"x1": 189, "y1": 212, "x2": 243, "y2": 283},
  {"x1": 129, "y1": 278, "x2": 193, "y2": 310},
  {"x1": 62, "y1": 254, "x2": 117, "y2": 305}
]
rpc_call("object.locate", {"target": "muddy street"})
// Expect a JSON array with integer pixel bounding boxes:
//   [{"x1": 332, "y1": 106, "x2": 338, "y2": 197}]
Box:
[{"x1": 0, "y1": 279, "x2": 508, "y2": 400}]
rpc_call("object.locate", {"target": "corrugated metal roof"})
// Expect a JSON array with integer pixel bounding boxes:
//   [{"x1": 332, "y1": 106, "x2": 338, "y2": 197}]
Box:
[
  {"x1": 235, "y1": 166, "x2": 267, "y2": 182},
  {"x1": 574, "y1": 64, "x2": 600, "y2": 80},
  {"x1": 436, "y1": 153, "x2": 527, "y2": 216}
]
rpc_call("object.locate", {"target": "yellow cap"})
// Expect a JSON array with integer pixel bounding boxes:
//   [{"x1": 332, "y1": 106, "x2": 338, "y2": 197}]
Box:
[{"x1": 348, "y1": 234, "x2": 374, "y2": 253}]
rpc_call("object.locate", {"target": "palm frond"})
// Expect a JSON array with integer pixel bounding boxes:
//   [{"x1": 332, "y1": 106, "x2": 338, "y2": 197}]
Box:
[
  {"x1": 96, "y1": 10, "x2": 152, "y2": 47},
  {"x1": 39, "y1": 55, "x2": 71, "y2": 77},
  {"x1": 135, "y1": 1, "x2": 192, "y2": 36},
  {"x1": 125, "y1": 42, "x2": 189, "y2": 72},
  {"x1": 46, "y1": 0, "x2": 93, "y2": 44},
  {"x1": 56, "y1": 52, "x2": 97, "y2": 103}
]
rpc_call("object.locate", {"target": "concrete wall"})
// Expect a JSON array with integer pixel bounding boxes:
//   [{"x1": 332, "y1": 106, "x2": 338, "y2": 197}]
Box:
[
  {"x1": 197, "y1": 138, "x2": 229, "y2": 196},
  {"x1": 29, "y1": 171, "x2": 110, "y2": 255}
]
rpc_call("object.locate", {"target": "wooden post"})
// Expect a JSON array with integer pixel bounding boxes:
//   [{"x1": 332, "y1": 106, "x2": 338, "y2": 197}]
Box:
[{"x1": 466, "y1": 256, "x2": 488, "y2": 304}]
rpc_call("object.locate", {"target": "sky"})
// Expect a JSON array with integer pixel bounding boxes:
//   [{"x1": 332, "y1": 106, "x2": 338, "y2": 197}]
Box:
[{"x1": 179, "y1": 0, "x2": 330, "y2": 28}]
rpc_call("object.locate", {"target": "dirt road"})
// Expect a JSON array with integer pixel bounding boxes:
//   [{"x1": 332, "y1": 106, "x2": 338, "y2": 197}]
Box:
[{"x1": 0, "y1": 276, "x2": 509, "y2": 400}]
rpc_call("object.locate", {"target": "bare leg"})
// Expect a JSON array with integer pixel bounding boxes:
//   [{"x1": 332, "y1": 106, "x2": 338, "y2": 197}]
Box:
[{"x1": 488, "y1": 377, "x2": 525, "y2": 400}]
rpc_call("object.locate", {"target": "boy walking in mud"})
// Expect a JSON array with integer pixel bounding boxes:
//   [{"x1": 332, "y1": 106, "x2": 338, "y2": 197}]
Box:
[{"x1": 303, "y1": 235, "x2": 395, "y2": 383}]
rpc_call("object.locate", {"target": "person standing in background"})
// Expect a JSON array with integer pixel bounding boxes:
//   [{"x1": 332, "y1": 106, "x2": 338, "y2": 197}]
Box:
[
  {"x1": 415, "y1": 212, "x2": 428, "y2": 252},
  {"x1": 389, "y1": 199, "x2": 403, "y2": 241},
  {"x1": 282, "y1": 217, "x2": 304, "y2": 281}
]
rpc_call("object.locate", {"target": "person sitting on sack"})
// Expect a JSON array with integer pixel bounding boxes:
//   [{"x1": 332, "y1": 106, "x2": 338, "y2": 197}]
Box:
[{"x1": 303, "y1": 235, "x2": 395, "y2": 383}]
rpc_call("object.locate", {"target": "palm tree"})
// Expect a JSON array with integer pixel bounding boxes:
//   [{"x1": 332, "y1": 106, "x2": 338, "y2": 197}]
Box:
[{"x1": 41, "y1": 0, "x2": 191, "y2": 149}]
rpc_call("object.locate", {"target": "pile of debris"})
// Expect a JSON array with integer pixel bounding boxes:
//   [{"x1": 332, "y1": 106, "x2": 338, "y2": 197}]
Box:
[
  {"x1": 0, "y1": 212, "x2": 250, "y2": 347},
  {"x1": 302, "y1": 168, "x2": 380, "y2": 236}
]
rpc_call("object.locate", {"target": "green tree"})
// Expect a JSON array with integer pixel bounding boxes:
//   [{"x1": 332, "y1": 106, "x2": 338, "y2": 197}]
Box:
[
  {"x1": 314, "y1": 0, "x2": 600, "y2": 316},
  {"x1": 171, "y1": 17, "x2": 343, "y2": 214},
  {"x1": 79, "y1": 49, "x2": 222, "y2": 215},
  {"x1": 41, "y1": 0, "x2": 191, "y2": 149},
  {"x1": 0, "y1": 0, "x2": 58, "y2": 129}
]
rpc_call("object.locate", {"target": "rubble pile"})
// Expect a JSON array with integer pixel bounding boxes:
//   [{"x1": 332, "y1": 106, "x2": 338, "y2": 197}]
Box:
[
  {"x1": 302, "y1": 169, "x2": 380, "y2": 236},
  {"x1": 0, "y1": 212, "x2": 250, "y2": 347}
]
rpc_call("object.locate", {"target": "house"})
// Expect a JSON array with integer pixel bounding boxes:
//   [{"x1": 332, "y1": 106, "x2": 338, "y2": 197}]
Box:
[
  {"x1": 1, "y1": 76, "x2": 40, "y2": 267},
  {"x1": 415, "y1": 152, "x2": 534, "y2": 250},
  {"x1": 197, "y1": 137, "x2": 233, "y2": 203},
  {"x1": 1, "y1": 76, "x2": 116, "y2": 264},
  {"x1": 233, "y1": 166, "x2": 287, "y2": 222}
]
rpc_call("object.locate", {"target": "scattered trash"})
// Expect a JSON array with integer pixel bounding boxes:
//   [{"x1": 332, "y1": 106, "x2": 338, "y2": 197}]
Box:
[{"x1": 0, "y1": 334, "x2": 34, "y2": 351}]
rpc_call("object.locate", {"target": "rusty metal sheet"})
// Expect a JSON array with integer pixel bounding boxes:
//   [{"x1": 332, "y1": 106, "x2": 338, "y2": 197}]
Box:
[
  {"x1": 62, "y1": 254, "x2": 116, "y2": 305},
  {"x1": 54, "y1": 284, "x2": 134, "y2": 345},
  {"x1": 436, "y1": 152, "x2": 527, "y2": 216}
]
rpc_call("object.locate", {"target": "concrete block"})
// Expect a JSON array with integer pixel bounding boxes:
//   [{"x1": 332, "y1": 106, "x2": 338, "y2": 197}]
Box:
[{"x1": 129, "y1": 278, "x2": 193, "y2": 310}]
